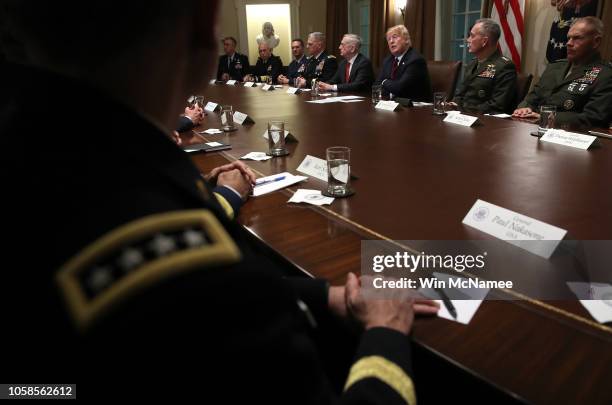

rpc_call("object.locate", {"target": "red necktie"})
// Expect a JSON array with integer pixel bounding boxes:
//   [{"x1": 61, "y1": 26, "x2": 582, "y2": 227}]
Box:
[
  {"x1": 345, "y1": 62, "x2": 351, "y2": 83},
  {"x1": 391, "y1": 57, "x2": 398, "y2": 79}
]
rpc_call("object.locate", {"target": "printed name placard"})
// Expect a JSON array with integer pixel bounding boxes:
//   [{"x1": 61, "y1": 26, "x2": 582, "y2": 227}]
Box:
[
  {"x1": 462, "y1": 199, "x2": 567, "y2": 259},
  {"x1": 204, "y1": 102, "x2": 219, "y2": 112},
  {"x1": 262, "y1": 130, "x2": 298, "y2": 143},
  {"x1": 226, "y1": 80, "x2": 237, "y2": 85},
  {"x1": 444, "y1": 112, "x2": 479, "y2": 127},
  {"x1": 296, "y1": 155, "x2": 328, "y2": 181},
  {"x1": 262, "y1": 84, "x2": 275, "y2": 91},
  {"x1": 243, "y1": 82, "x2": 256, "y2": 87},
  {"x1": 287, "y1": 87, "x2": 300, "y2": 94},
  {"x1": 233, "y1": 111, "x2": 254, "y2": 125},
  {"x1": 541, "y1": 129, "x2": 597, "y2": 150},
  {"x1": 375, "y1": 100, "x2": 399, "y2": 111}
]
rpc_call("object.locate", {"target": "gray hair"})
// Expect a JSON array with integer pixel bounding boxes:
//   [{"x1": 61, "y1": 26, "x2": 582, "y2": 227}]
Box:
[
  {"x1": 308, "y1": 32, "x2": 325, "y2": 43},
  {"x1": 572, "y1": 16, "x2": 604, "y2": 38},
  {"x1": 343, "y1": 34, "x2": 362, "y2": 50},
  {"x1": 475, "y1": 18, "x2": 501, "y2": 43}
]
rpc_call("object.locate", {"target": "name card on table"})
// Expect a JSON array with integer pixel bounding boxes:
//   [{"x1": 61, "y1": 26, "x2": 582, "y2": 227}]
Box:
[
  {"x1": 262, "y1": 130, "x2": 298, "y2": 143},
  {"x1": 541, "y1": 129, "x2": 597, "y2": 150},
  {"x1": 209, "y1": 79, "x2": 216, "y2": 85},
  {"x1": 375, "y1": 100, "x2": 399, "y2": 111},
  {"x1": 226, "y1": 80, "x2": 238, "y2": 85},
  {"x1": 287, "y1": 87, "x2": 300, "y2": 94},
  {"x1": 233, "y1": 111, "x2": 254, "y2": 125},
  {"x1": 204, "y1": 102, "x2": 219, "y2": 113},
  {"x1": 462, "y1": 199, "x2": 567, "y2": 259},
  {"x1": 243, "y1": 81, "x2": 256, "y2": 87},
  {"x1": 444, "y1": 112, "x2": 479, "y2": 127},
  {"x1": 261, "y1": 84, "x2": 275, "y2": 91},
  {"x1": 296, "y1": 155, "x2": 328, "y2": 182}
]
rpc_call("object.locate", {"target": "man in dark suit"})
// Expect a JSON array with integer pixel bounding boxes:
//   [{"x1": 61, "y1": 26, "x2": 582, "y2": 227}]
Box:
[
  {"x1": 296, "y1": 32, "x2": 338, "y2": 88},
  {"x1": 216, "y1": 36, "x2": 250, "y2": 81},
  {"x1": 374, "y1": 25, "x2": 432, "y2": 102},
  {"x1": 243, "y1": 42, "x2": 283, "y2": 84},
  {"x1": 1, "y1": 0, "x2": 438, "y2": 401},
  {"x1": 319, "y1": 34, "x2": 374, "y2": 93},
  {"x1": 278, "y1": 38, "x2": 307, "y2": 86}
]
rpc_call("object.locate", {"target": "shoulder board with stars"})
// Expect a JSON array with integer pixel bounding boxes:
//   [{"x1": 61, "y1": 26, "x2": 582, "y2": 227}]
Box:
[
  {"x1": 56, "y1": 209, "x2": 241, "y2": 332},
  {"x1": 501, "y1": 56, "x2": 511, "y2": 63}
]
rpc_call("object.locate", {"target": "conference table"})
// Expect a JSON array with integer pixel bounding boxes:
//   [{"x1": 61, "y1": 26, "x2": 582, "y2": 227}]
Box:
[{"x1": 188, "y1": 83, "x2": 612, "y2": 404}]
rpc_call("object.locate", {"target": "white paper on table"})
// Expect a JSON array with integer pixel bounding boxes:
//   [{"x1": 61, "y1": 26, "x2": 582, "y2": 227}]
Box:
[
  {"x1": 252, "y1": 172, "x2": 308, "y2": 196},
  {"x1": 340, "y1": 99, "x2": 364, "y2": 103},
  {"x1": 198, "y1": 128, "x2": 223, "y2": 134},
  {"x1": 419, "y1": 272, "x2": 490, "y2": 325},
  {"x1": 288, "y1": 189, "x2": 334, "y2": 206},
  {"x1": 413, "y1": 101, "x2": 433, "y2": 107},
  {"x1": 240, "y1": 152, "x2": 272, "y2": 161},
  {"x1": 485, "y1": 113, "x2": 512, "y2": 118},
  {"x1": 335, "y1": 95, "x2": 365, "y2": 100},
  {"x1": 318, "y1": 93, "x2": 333, "y2": 96},
  {"x1": 306, "y1": 98, "x2": 339, "y2": 104},
  {"x1": 567, "y1": 282, "x2": 612, "y2": 324}
]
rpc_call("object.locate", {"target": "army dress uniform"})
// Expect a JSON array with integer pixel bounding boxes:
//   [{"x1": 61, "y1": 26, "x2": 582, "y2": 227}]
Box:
[
  {"x1": 2, "y1": 61, "x2": 417, "y2": 404},
  {"x1": 453, "y1": 50, "x2": 517, "y2": 114},
  {"x1": 216, "y1": 52, "x2": 250, "y2": 81},
  {"x1": 251, "y1": 54, "x2": 283, "y2": 84},
  {"x1": 302, "y1": 51, "x2": 338, "y2": 85},
  {"x1": 518, "y1": 55, "x2": 612, "y2": 128}
]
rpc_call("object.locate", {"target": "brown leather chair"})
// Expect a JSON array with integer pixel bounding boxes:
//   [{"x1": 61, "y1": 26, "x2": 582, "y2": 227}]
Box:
[
  {"x1": 427, "y1": 60, "x2": 462, "y2": 100},
  {"x1": 515, "y1": 72, "x2": 533, "y2": 107}
]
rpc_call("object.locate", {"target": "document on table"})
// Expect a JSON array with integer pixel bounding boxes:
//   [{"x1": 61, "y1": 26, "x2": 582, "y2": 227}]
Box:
[
  {"x1": 419, "y1": 272, "x2": 490, "y2": 325},
  {"x1": 288, "y1": 189, "x2": 334, "y2": 206},
  {"x1": 252, "y1": 172, "x2": 308, "y2": 196},
  {"x1": 240, "y1": 152, "x2": 272, "y2": 161},
  {"x1": 567, "y1": 282, "x2": 612, "y2": 324},
  {"x1": 485, "y1": 113, "x2": 512, "y2": 118}
]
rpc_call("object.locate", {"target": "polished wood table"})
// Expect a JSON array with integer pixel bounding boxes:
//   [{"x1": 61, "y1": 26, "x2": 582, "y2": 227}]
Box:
[{"x1": 189, "y1": 83, "x2": 612, "y2": 404}]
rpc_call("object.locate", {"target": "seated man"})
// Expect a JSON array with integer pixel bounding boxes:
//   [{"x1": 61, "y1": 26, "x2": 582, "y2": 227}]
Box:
[
  {"x1": 374, "y1": 25, "x2": 432, "y2": 102},
  {"x1": 448, "y1": 18, "x2": 517, "y2": 114},
  {"x1": 277, "y1": 38, "x2": 307, "y2": 86},
  {"x1": 216, "y1": 36, "x2": 250, "y2": 81},
  {"x1": 513, "y1": 17, "x2": 612, "y2": 128},
  {"x1": 296, "y1": 32, "x2": 338, "y2": 88},
  {"x1": 318, "y1": 34, "x2": 374, "y2": 93},
  {"x1": 1, "y1": 1, "x2": 439, "y2": 401},
  {"x1": 243, "y1": 42, "x2": 282, "y2": 84}
]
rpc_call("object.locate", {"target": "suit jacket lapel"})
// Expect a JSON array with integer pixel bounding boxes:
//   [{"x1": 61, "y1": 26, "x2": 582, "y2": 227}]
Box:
[{"x1": 348, "y1": 54, "x2": 361, "y2": 83}]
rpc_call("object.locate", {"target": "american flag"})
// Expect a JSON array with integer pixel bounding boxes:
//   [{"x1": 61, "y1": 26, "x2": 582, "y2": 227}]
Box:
[{"x1": 491, "y1": 0, "x2": 525, "y2": 72}]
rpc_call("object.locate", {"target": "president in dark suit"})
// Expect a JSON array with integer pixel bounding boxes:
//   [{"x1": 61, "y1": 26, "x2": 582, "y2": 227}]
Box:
[
  {"x1": 374, "y1": 25, "x2": 432, "y2": 102},
  {"x1": 319, "y1": 34, "x2": 374, "y2": 93}
]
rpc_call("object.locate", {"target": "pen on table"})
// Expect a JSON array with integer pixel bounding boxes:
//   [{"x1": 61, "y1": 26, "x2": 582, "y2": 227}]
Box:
[
  {"x1": 588, "y1": 130, "x2": 612, "y2": 140},
  {"x1": 255, "y1": 175, "x2": 286, "y2": 187},
  {"x1": 435, "y1": 287, "x2": 457, "y2": 319}
]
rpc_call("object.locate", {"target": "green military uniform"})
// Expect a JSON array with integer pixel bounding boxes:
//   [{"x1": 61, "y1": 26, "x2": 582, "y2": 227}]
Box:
[
  {"x1": 302, "y1": 51, "x2": 338, "y2": 84},
  {"x1": 453, "y1": 49, "x2": 517, "y2": 114},
  {"x1": 518, "y1": 55, "x2": 612, "y2": 128}
]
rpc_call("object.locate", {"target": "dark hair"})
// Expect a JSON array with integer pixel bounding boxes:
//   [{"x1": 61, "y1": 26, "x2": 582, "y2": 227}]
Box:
[
  {"x1": 222, "y1": 36, "x2": 238, "y2": 46},
  {"x1": 0, "y1": 0, "x2": 213, "y2": 67},
  {"x1": 291, "y1": 38, "x2": 304, "y2": 47}
]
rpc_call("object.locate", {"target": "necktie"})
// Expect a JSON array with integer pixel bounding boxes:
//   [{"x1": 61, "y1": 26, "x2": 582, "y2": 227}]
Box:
[
  {"x1": 391, "y1": 57, "x2": 399, "y2": 79},
  {"x1": 345, "y1": 62, "x2": 351, "y2": 83},
  {"x1": 228, "y1": 56, "x2": 232, "y2": 69}
]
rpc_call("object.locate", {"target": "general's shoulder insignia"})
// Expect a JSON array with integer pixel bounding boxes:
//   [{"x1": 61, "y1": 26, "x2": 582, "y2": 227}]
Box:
[
  {"x1": 501, "y1": 56, "x2": 511, "y2": 63},
  {"x1": 56, "y1": 210, "x2": 241, "y2": 332}
]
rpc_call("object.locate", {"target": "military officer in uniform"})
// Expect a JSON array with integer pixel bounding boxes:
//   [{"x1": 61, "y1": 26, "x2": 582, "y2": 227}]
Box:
[
  {"x1": 448, "y1": 19, "x2": 517, "y2": 114},
  {"x1": 296, "y1": 32, "x2": 338, "y2": 88},
  {"x1": 2, "y1": 0, "x2": 438, "y2": 402},
  {"x1": 513, "y1": 17, "x2": 612, "y2": 128},
  {"x1": 278, "y1": 38, "x2": 307, "y2": 87},
  {"x1": 216, "y1": 36, "x2": 250, "y2": 81},
  {"x1": 243, "y1": 42, "x2": 283, "y2": 84}
]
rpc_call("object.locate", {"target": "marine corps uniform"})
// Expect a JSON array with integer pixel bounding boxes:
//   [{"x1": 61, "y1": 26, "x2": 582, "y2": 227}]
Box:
[
  {"x1": 453, "y1": 50, "x2": 517, "y2": 114},
  {"x1": 2, "y1": 61, "x2": 417, "y2": 404},
  {"x1": 251, "y1": 54, "x2": 283, "y2": 84},
  {"x1": 517, "y1": 56, "x2": 612, "y2": 128},
  {"x1": 217, "y1": 52, "x2": 250, "y2": 81},
  {"x1": 302, "y1": 51, "x2": 338, "y2": 84}
]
